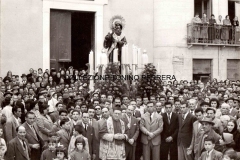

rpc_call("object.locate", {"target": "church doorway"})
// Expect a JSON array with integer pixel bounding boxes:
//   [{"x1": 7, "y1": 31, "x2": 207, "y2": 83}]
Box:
[{"x1": 50, "y1": 9, "x2": 95, "y2": 71}]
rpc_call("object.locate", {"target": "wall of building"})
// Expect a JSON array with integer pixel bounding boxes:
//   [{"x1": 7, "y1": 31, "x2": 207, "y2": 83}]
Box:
[
  {"x1": 0, "y1": 0, "x2": 43, "y2": 77},
  {"x1": 103, "y1": 0, "x2": 154, "y2": 65},
  {"x1": 153, "y1": 0, "x2": 194, "y2": 80}
]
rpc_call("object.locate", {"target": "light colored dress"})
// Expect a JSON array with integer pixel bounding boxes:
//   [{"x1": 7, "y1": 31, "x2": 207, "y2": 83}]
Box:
[
  {"x1": 191, "y1": 17, "x2": 202, "y2": 39},
  {"x1": 222, "y1": 19, "x2": 231, "y2": 40}
]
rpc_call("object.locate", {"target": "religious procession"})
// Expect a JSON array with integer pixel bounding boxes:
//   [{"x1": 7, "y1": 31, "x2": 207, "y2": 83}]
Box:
[{"x1": 1, "y1": 0, "x2": 240, "y2": 160}]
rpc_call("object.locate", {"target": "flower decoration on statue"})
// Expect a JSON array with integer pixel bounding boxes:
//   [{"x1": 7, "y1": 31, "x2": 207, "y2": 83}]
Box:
[{"x1": 95, "y1": 63, "x2": 128, "y2": 98}]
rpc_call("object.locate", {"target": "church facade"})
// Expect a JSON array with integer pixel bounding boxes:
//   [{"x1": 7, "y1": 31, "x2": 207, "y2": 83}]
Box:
[{"x1": 0, "y1": 0, "x2": 239, "y2": 81}]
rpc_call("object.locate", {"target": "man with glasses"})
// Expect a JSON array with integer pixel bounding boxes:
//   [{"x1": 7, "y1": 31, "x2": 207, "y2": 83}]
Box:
[{"x1": 94, "y1": 105, "x2": 102, "y2": 120}]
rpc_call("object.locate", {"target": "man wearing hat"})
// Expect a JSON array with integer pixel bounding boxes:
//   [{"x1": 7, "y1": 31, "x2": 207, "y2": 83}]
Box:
[
  {"x1": 20, "y1": 74, "x2": 28, "y2": 87},
  {"x1": 206, "y1": 107, "x2": 224, "y2": 134},
  {"x1": 197, "y1": 117, "x2": 221, "y2": 157}
]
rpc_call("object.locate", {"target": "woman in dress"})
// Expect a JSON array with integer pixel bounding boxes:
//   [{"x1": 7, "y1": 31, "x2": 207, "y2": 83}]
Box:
[
  {"x1": 222, "y1": 15, "x2": 232, "y2": 44},
  {"x1": 201, "y1": 13, "x2": 209, "y2": 43},
  {"x1": 191, "y1": 13, "x2": 202, "y2": 43},
  {"x1": 208, "y1": 14, "x2": 216, "y2": 43}
]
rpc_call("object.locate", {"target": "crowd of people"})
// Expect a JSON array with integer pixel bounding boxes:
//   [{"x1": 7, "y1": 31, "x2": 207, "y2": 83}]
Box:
[
  {"x1": 191, "y1": 13, "x2": 239, "y2": 44},
  {"x1": 0, "y1": 67, "x2": 240, "y2": 160}
]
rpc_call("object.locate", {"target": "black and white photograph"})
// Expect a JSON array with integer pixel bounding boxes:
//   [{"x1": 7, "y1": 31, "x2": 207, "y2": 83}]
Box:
[{"x1": 0, "y1": 0, "x2": 240, "y2": 159}]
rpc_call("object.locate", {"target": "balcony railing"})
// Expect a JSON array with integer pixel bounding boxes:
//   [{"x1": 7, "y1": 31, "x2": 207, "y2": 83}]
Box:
[{"x1": 187, "y1": 23, "x2": 240, "y2": 48}]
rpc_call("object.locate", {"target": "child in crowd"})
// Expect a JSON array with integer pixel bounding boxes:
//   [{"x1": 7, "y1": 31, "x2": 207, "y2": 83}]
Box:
[
  {"x1": 68, "y1": 125, "x2": 89, "y2": 155},
  {"x1": 70, "y1": 137, "x2": 90, "y2": 160},
  {"x1": 198, "y1": 137, "x2": 223, "y2": 160},
  {"x1": 40, "y1": 139, "x2": 57, "y2": 160},
  {"x1": 54, "y1": 146, "x2": 68, "y2": 160},
  {"x1": 42, "y1": 132, "x2": 60, "y2": 150}
]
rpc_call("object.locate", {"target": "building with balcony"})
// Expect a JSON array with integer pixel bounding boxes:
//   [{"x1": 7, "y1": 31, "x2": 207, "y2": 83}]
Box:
[{"x1": 0, "y1": 0, "x2": 239, "y2": 82}]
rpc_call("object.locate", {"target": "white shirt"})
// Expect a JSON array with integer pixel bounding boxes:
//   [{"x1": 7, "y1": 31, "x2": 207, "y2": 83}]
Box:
[
  {"x1": 48, "y1": 98, "x2": 58, "y2": 112},
  {"x1": 13, "y1": 116, "x2": 21, "y2": 126},
  {"x1": 167, "y1": 112, "x2": 172, "y2": 119},
  {"x1": 229, "y1": 108, "x2": 233, "y2": 114},
  {"x1": 82, "y1": 122, "x2": 88, "y2": 129},
  {"x1": 183, "y1": 112, "x2": 189, "y2": 120}
]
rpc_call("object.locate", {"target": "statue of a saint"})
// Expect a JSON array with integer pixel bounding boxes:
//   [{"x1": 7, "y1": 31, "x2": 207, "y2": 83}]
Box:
[{"x1": 103, "y1": 15, "x2": 127, "y2": 63}]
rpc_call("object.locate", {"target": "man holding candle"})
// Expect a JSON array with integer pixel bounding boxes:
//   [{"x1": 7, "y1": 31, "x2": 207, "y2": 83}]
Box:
[{"x1": 104, "y1": 15, "x2": 127, "y2": 64}]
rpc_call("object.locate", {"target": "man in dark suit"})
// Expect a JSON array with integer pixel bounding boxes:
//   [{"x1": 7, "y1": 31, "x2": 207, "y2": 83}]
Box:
[
  {"x1": 122, "y1": 105, "x2": 139, "y2": 160},
  {"x1": 140, "y1": 102, "x2": 163, "y2": 160},
  {"x1": 22, "y1": 112, "x2": 44, "y2": 160},
  {"x1": 6, "y1": 126, "x2": 31, "y2": 160},
  {"x1": 178, "y1": 102, "x2": 197, "y2": 160},
  {"x1": 81, "y1": 112, "x2": 97, "y2": 159},
  {"x1": 161, "y1": 102, "x2": 179, "y2": 160}
]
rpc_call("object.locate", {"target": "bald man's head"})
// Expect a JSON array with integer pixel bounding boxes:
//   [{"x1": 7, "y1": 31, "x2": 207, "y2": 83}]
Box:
[{"x1": 17, "y1": 126, "x2": 26, "y2": 140}]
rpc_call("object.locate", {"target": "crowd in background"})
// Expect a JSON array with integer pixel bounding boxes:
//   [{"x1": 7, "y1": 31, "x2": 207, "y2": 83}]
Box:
[{"x1": 0, "y1": 67, "x2": 240, "y2": 159}]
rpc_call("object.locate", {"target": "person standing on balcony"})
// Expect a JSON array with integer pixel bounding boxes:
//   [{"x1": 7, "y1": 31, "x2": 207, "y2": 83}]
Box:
[
  {"x1": 231, "y1": 16, "x2": 239, "y2": 44},
  {"x1": 191, "y1": 13, "x2": 202, "y2": 43},
  {"x1": 216, "y1": 15, "x2": 223, "y2": 44},
  {"x1": 222, "y1": 15, "x2": 232, "y2": 44},
  {"x1": 201, "y1": 13, "x2": 209, "y2": 43},
  {"x1": 232, "y1": 16, "x2": 239, "y2": 27},
  {"x1": 208, "y1": 14, "x2": 216, "y2": 43}
]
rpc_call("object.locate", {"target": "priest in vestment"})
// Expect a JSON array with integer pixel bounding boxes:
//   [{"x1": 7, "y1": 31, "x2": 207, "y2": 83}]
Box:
[{"x1": 99, "y1": 107, "x2": 128, "y2": 160}]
